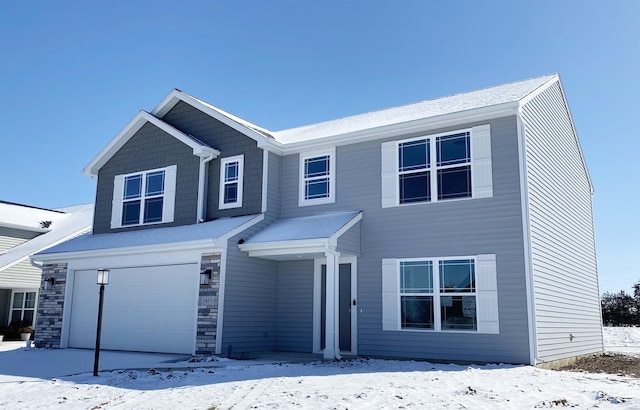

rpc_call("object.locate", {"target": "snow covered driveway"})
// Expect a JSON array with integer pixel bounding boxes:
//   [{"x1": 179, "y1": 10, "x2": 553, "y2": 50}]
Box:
[{"x1": 0, "y1": 328, "x2": 638, "y2": 409}]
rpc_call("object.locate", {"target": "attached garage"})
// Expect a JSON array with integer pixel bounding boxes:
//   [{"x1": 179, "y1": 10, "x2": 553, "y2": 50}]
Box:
[{"x1": 67, "y1": 264, "x2": 199, "y2": 354}]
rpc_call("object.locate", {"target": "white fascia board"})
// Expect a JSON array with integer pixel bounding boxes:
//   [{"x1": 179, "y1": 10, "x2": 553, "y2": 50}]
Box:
[
  {"x1": 32, "y1": 238, "x2": 218, "y2": 263},
  {"x1": 239, "y1": 238, "x2": 330, "y2": 255},
  {"x1": 151, "y1": 89, "x2": 285, "y2": 154},
  {"x1": 0, "y1": 222, "x2": 50, "y2": 233},
  {"x1": 33, "y1": 215, "x2": 264, "y2": 264},
  {"x1": 278, "y1": 102, "x2": 519, "y2": 155},
  {"x1": 83, "y1": 111, "x2": 219, "y2": 177}
]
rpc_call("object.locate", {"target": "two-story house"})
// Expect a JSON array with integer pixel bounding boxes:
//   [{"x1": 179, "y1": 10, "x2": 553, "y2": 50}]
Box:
[
  {"x1": 1, "y1": 201, "x2": 92, "y2": 337},
  {"x1": 32, "y1": 74, "x2": 602, "y2": 366}
]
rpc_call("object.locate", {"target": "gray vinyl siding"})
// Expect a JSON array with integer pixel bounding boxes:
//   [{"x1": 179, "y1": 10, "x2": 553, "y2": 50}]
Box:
[
  {"x1": 278, "y1": 116, "x2": 531, "y2": 363},
  {"x1": 0, "y1": 289, "x2": 10, "y2": 325},
  {"x1": 93, "y1": 122, "x2": 200, "y2": 234},
  {"x1": 0, "y1": 227, "x2": 40, "y2": 252},
  {"x1": 336, "y1": 222, "x2": 361, "y2": 256},
  {"x1": 161, "y1": 101, "x2": 264, "y2": 220},
  {"x1": 0, "y1": 259, "x2": 41, "y2": 288},
  {"x1": 521, "y1": 82, "x2": 602, "y2": 363},
  {"x1": 220, "y1": 224, "x2": 278, "y2": 355},
  {"x1": 275, "y1": 260, "x2": 314, "y2": 352}
]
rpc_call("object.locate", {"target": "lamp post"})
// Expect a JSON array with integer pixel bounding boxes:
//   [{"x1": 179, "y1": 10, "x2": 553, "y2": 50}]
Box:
[{"x1": 93, "y1": 269, "x2": 109, "y2": 377}]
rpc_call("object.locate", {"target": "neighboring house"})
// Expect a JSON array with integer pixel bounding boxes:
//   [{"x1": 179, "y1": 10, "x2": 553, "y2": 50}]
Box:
[
  {"x1": 32, "y1": 74, "x2": 601, "y2": 366},
  {"x1": 0, "y1": 201, "x2": 92, "y2": 333}
]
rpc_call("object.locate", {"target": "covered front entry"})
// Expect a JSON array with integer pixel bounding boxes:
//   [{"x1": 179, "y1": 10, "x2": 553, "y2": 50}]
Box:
[
  {"x1": 239, "y1": 211, "x2": 362, "y2": 359},
  {"x1": 316, "y1": 259, "x2": 357, "y2": 356},
  {"x1": 67, "y1": 264, "x2": 199, "y2": 354}
]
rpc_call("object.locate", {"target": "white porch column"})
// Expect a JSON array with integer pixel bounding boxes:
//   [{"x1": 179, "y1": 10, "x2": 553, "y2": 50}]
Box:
[{"x1": 323, "y1": 248, "x2": 341, "y2": 359}]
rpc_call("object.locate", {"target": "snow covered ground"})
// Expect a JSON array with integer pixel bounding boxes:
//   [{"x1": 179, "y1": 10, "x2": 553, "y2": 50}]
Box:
[{"x1": 0, "y1": 327, "x2": 638, "y2": 409}]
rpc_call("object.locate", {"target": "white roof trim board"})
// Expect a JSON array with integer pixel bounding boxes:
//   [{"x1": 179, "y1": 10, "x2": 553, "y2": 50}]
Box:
[
  {"x1": 239, "y1": 211, "x2": 362, "y2": 259},
  {"x1": 33, "y1": 214, "x2": 263, "y2": 261},
  {"x1": 85, "y1": 74, "x2": 591, "y2": 189},
  {"x1": 273, "y1": 75, "x2": 557, "y2": 144},
  {"x1": 83, "y1": 111, "x2": 220, "y2": 177},
  {"x1": 0, "y1": 203, "x2": 93, "y2": 271}
]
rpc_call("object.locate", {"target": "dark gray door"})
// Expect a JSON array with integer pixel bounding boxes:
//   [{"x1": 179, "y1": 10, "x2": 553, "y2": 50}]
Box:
[{"x1": 320, "y1": 263, "x2": 352, "y2": 352}]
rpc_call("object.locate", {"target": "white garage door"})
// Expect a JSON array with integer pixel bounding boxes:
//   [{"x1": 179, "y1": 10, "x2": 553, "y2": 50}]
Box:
[{"x1": 68, "y1": 264, "x2": 199, "y2": 354}]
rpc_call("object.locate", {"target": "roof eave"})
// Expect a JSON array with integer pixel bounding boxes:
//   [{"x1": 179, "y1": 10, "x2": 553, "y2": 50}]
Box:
[{"x1": 277, "y1": 102, "x2": 520, "y2": 154}]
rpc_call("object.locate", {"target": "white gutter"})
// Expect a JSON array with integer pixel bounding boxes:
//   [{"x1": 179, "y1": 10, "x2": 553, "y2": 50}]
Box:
[{"x1": 197, "y1": 151, "x2": 216, "y2": 222}]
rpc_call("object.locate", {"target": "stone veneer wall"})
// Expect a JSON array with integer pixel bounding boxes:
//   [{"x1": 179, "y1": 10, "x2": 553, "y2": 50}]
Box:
[
  {"x1": 34, "y1": 263, "x2": 68, "y2": 348},
  {"x1": 196, "y1": 252, "x2": 221, "y2": 355}
]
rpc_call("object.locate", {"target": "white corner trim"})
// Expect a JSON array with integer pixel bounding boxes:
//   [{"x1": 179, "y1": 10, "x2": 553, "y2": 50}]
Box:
[
  {"x1": 215, "y1": 244, "x2": 228, "y2": 355},
  {"x1": 516, "y1": 110, "x2": 538, "y2": 365},
  {"x1": 261, "y1": 150, "x2": 269, "y2": 213}
]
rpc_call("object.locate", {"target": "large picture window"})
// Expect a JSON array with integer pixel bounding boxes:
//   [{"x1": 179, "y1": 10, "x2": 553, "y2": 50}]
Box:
[
  {"x1": 110, "y1": 165, "x2": 177, "y2": 229},
  {"x1": 219, "y1": 155, "x2": 244, "y2": 209},
  {"x1": 382, "y1": 256, "x2": 493, "y2": 333}
]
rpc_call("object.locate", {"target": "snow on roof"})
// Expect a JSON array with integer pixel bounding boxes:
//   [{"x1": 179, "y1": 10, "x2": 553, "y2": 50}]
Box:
[
  {"x1": 0, "y1": 203, "x2": 93, "y2": 270},
  {"x1": 37, "y1": 214, "x2": 260, "y2": 256},
  {"x1": 245, "y1": 211, "x2": 361, "y2": 243},
  {"x1": 0, "y1": 201, "x2": 65, "y2": 231},
  {"x1": 273, "y1": 74, "x2": 557, "y2": 143},
  {"x1": 180, "y1": 91, "x2": 276, "y2": 140}
]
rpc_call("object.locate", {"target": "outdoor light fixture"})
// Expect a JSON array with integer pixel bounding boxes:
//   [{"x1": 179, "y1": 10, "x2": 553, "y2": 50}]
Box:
[
  {"x1": 97, "y1": 268, "x2": 110, "y2": 285},
  {"x1": 200, "y1": 268, "x2": 212, "y2": 285},
  {"x1": 94, "y1": 269, "x2": 110, "y2": 376},
  {"x1": 43, "y1": 277, "x2": 55, "y2": 290}
]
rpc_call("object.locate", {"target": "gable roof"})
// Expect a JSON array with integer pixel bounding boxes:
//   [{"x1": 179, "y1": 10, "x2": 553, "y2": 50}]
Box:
[
  {"x1": 83, "y1": 111, "x2": 220, "y2": 177},
  {"x1": 152, "y1": 89, "x2": 281, "y2": 150},
  {"x1": 0, "y1": 203, "x2": 93, "y2": 272},
  {"x1": 274, "y1": 74, "x2": 558, "y2": 145}
]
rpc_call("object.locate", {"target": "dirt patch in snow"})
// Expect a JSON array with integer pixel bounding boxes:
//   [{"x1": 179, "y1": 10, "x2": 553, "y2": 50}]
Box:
[{"x1": 559, "y1": 352, "x2": 640, "y2": 378}]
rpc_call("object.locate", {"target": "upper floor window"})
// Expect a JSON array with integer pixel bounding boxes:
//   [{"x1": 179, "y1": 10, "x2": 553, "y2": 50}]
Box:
[
  {"x1": 381, "y1": 125, "x2": 492, "y2": 208},
  {"x1": 110, "y1": 165, "x2": 177, "y2": 229},
  {"x1": 219, "y1": 155, "x2": 244, "y2": 209},
  {"x1": 299, "y1": 148, "x2": 335, "y2": 206}
]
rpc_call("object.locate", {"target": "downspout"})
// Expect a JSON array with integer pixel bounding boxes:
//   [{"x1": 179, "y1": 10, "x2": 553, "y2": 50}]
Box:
[{"x1": 197, "y1": 152, "x2": 216, "y2": 223}]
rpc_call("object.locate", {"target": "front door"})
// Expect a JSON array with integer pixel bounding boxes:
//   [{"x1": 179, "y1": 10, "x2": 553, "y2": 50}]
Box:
[{"x1": 315, "y1": 258, "x2": 357, "y2": 355}]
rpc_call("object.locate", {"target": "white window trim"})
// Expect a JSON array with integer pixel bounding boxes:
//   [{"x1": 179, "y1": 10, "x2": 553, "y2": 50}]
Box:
[
  {"x1": 218, "y1": 155, "x2": 244, "y2": 210},
  {"x1": 299, "y1": 147, "x2": 336, "y2": 207},
  {"x1": 110, "y1": 165, "x2": 177, "y2": 229},
  {"x1": 381, "y1": 125, "x2": 492, "y2": 208},
  {"x1": 382, "y1": 254, "x2": 498, "y2": 334}
]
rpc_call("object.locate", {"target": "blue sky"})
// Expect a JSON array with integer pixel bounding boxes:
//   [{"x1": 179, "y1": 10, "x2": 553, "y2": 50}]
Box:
[{"x1": 1, "y1": 1, "x2": 638, "y2": 294}]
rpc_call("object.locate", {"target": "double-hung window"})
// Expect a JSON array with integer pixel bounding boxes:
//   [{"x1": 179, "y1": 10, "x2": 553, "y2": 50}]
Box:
[
  {"x1": 111, "y1": 165, "x2": 177, "y2": 228},
  {"x1": 382, "y1": 254, "x2": 499, "y2": 334},
  {"x1": 9, "y1": 290, "x2": 36, "y2": 326},
  {"x1": 219, "y1": 155, "x2": 244, "y2": 209},
  {"x1": 299, "y1": 148, "x2": 335, "y2": 206},
  {"x1": 436, "y1": 133, "x2": 471, "y2": 200},
  {"x1": 381, "y1": 125, "x2": 492, "y2": 207}
]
